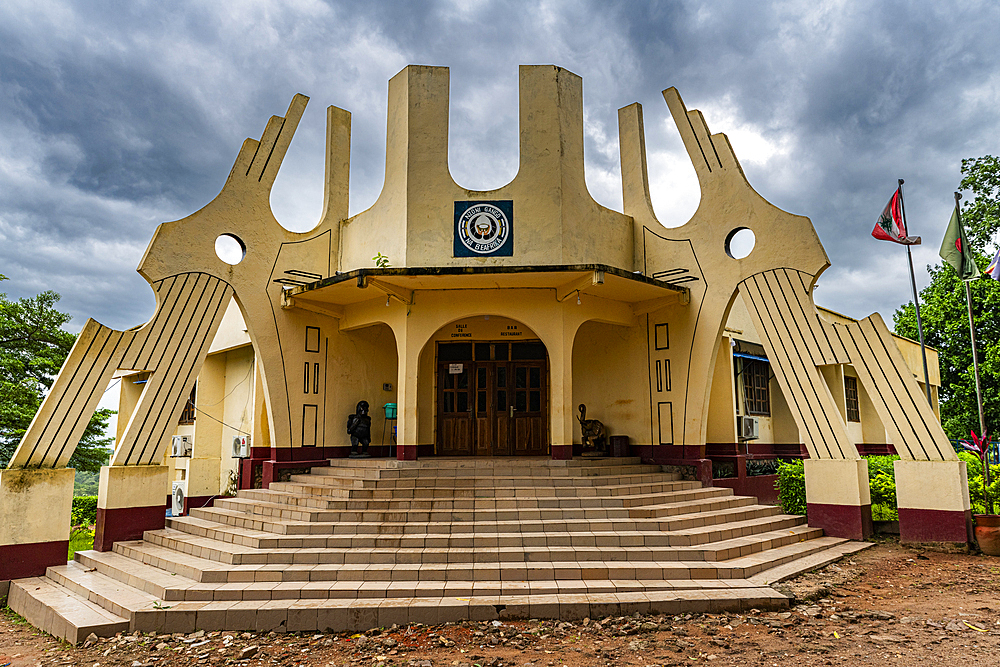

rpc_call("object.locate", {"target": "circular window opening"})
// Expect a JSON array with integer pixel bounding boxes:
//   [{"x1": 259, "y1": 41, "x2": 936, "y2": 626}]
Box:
[
  {"x1": 215, "y1": 234, "x2": 246, "y2": 265},
  {"x1": 725, "y1": 227, "x2": 755, "y2": 259}
]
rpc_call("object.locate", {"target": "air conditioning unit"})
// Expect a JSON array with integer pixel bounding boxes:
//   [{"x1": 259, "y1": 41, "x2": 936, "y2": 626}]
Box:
[
  {"x1": 738, "y1": 416, "x2": 760, "y2": 441},
  {"x1": 170, "y1": 435, "x2": 192, "y2": 457},
  {"x1": 232, "y1": 435, "x2": 250, "y2": 458},
  {"x1": 171, "y1": 480, "x2": 187, "y2": 516}
]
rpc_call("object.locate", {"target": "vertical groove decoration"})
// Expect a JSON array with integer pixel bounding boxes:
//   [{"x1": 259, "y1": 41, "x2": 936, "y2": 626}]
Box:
[
  {"x1": 7, "y1": 272, "x2": 233, "y2": 470},
  {"x1": 834, "y1": 314, "x2": 954, "y2": 462},
  {"x1": 740, "y1": 269, "x2": 857, "y2": 461}
]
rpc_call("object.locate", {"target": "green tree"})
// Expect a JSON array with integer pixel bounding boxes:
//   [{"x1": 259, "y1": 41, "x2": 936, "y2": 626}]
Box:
[
  {"x1": 893, "y1": 257, "x2": 1000, "y2": 439},
  {"x1": 893, "y1": 155, "x2": 1000, "y2": 440},
  {"x1": 0, "y1": 275, "x2": 114, "y2": 471},
  {"x1": 958, "y1": 155, "x2": 1000, "y2": 249}
]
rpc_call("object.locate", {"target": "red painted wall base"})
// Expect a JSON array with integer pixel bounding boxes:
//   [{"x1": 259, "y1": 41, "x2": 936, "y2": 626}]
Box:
[
  {"x1": 898, "y1": 507, "x2": 972, "y2": 545},
  {"x1": 0, "y1": 539, "x2": 69, "y2": 581},
  {"x1": 94, "y1": 504, "x2": 166, "y2": 552},
  {"x1": 396, "y1": 445, "x2": 418, "y2": 461},
  {"x1": 807, "y1": 502, "x2": 873, "y2": 540},
  {"x1": 183, "y1": 495, "x2": 217, "y2": 515},
  {"x1": 550, "y1": 445, "x2": 573, "y2": 460},
  {"x1": 713, "y1": 474, "x2": 780, "y2": 505}
]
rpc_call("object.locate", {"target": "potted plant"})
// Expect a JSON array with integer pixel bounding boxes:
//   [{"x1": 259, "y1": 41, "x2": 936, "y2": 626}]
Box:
[{"x1": 962, "y1": 431, "x2": 1000, "y2": 555}]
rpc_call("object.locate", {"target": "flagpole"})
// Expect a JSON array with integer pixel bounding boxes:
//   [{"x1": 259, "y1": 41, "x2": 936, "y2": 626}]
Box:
[
  {"x1": 899, "y1": 179, "x2": 933, "y2": 404},
  {"x1": 957, "y1": 191, "x2": 991, "y2": 510}
]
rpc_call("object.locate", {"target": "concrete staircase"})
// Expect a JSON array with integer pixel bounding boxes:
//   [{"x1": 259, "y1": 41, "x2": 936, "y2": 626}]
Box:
[{"x1": 9, "y1": 457, "x2": 870, "y2": 643}]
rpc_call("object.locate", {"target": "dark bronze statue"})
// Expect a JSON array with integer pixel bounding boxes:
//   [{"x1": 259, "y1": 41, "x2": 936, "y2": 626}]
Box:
[
  {"x1": 347, "y1": 400, "x2": 372, "y2": 458},
  {"x1": 577, "y1": 404, "x2": 606, "y2": 453}
]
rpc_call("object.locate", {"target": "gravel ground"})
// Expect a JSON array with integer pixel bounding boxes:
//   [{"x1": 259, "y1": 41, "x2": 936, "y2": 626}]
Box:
[{"x1": 2, "y1": 539, "x2": 999, "y2": 667}]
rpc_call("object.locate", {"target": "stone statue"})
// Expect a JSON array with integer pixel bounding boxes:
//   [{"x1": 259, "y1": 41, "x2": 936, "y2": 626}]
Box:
[
  {"x1": 577, "y1": 404, "x2": 606, "y2": 453},
  {"x1": 347, "y1": 400, "x2": 372, "y2": 458}
]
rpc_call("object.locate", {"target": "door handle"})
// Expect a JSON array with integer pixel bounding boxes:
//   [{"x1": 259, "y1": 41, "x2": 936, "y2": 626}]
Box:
[{"x1": 510, "y1": 406, "x2": 514, "y2": 418}]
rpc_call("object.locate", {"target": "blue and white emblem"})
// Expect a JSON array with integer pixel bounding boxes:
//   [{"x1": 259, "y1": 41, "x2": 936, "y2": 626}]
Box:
[{"x1": 454, "y1": 201, "x2": 514, "y2": 257}]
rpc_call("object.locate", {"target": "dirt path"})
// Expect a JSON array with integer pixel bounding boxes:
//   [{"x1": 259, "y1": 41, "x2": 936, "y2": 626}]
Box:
[{"x1": 2, "y1": 540, "x2": 999, "y2": 667}]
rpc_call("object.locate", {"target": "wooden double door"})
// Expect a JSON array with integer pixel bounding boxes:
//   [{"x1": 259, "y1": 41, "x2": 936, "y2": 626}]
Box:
[{"x1": 437, "y1": 341, "x2": 548, "y2": 456}]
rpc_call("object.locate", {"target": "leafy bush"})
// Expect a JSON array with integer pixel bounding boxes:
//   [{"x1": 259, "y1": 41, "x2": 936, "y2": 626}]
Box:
[
  {"x1": 776, "y1": 459, "x2": 806, "y2": 515},
  {"x1": 747, "y1": 459, "x2": 779, "y2": 476},
  {"x1": 865, "y1": 456, "x2": 897, "y2": 501},
  {"x1": 958, "y1": 450, "x2": 1000, "y2": 514},
  {"x1": 71, "y1": 495, "x2": 97, "y2": 527},
  {"x1": 68, "y1": 527, "x2": 93, "y2": 559},
  {"x1": 776, "y1": 456, "x2": 901, "y2": 519},
  {"x1": 775, "y1": 453, "x2": 1000, "y2": 520}
]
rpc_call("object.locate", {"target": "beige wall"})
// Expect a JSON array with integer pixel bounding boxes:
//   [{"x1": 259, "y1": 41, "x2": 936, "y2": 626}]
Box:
[
  {"x1": 705, "y1": 339, "x2": 737, "y2": 443},
  {"x1": 572, "y1": 320, "x2": 652, "y2": 446},
  {"x1": 328, "y1": 323, "x2": 399, "y2": 449},
  {"x1": 339, "y1": 66, "x2": 633, "y2": 274}
]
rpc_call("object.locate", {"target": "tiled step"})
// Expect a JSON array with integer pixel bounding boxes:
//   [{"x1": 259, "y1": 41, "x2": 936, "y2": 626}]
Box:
[
  {"x1": 46, "y1": 561, "x2": 162, "y2": 621},
  {"x1": 124, "y1": 523, "x2": 821, "y2": 580},
  {"x1": 212, "y1": 492, "x2": 748, "y2": 523},
  {"x1": 321, "y1": 456, "x2": 646, "y2": 470},
  {"x1": 304, "y1": 468, "x2": 677, "y2": 486},
  {"x1": 747, "y1": 539, "x2": 875, "y2": 586},
  {"x1": 13, "y1": 455, "x2": 855, "y2": 641},
  {"x1": 275, "y1": 478, "x2": 696, "y2": 500},
  {"x1": 8, "y1": 575, "x2": 129, "y2": 643},
  {"x1": 154, "y1": 514, "x2": 813, "y2": 564},
  {"x1": 259, "y1": 481, "x2": 714, "y2": 507},
  {"x1": 175, "y1": 505, "x2": 795, "y2": 552},
  {"x1": 13, "y1": 578, "x2": 789, "y2": 640},
  {"x1": 75, "y1": 549, "x2": 202, "y2": 601},
  {"x1": 194, "y1": 498, "x2": 777, "y2": 536},
  {"x1": 232, "y1": 484, "x2": 736, "y2": 515},
  {"x1": 314, "y1": 462, "x2": 666, "y2": 480},
  {"x1": 70, "y1": 547, "x2": 788, "y2": 604}
]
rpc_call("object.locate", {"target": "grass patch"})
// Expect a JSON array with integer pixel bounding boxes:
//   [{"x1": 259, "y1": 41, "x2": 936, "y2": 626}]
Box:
[
  {"x1": 68, "y1": 527, "x2": 94, "y2": 559},
  {"x1": 3, "y1": 605, "x2": 30, "y2": 626}
]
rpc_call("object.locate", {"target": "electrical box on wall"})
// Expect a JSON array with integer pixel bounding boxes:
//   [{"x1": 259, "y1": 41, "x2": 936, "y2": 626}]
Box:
[
  {"x1": 171, "y1": 480, "x2": 187, "y2": 516},
  {"x1": 383, "y1": 383, "x2": 393, "y2": 391},
  {"x1": 232, "y1": 435, "x2": 250, "y2": 458},
  {"x1": 170, "y1": 435, "x2": 192, "y2": 457},
  {"x1": 738, "y1": 416, "x2": 760, "y2": 441}
]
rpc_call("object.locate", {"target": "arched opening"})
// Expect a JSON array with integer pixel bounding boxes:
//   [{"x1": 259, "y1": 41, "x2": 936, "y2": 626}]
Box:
[{"x1": 420, "y1": 315, "x2": 549, "y2": 456}]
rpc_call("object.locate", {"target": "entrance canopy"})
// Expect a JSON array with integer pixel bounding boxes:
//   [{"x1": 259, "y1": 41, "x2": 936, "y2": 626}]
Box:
[{"x1": 282, "y1": 264, "x2": 691, "y2": 311}]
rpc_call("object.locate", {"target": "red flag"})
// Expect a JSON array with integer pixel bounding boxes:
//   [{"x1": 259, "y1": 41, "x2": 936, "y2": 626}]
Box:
[{"x1": 872, "y1": 187, "x2": 921, "y2": 245}]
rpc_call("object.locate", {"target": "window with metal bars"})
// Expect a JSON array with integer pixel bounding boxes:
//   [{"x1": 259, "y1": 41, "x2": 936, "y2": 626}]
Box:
[
  {"x1": 741, "y1": 359, "x2": 770, "y2": 416},
  {"x1": 178, "y1": 384, "x2": 197, "y2": 424},
  {"x1": 845, "y1": 375, "x2": 861, "y2": 422}
]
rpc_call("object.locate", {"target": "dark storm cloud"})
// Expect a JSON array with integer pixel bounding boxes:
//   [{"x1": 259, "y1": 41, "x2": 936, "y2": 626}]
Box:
[{"x1": 1, "y1": 0, "x2": 999, "y2": 332}]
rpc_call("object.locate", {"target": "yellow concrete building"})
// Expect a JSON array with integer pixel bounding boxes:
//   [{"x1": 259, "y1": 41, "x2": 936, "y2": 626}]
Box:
[
  {"x1": 149, "y1": 288, "x2": 941, "y2": 514},
  {"x1": 1, "y1": 66, "x2": 970, "y2": 628}
]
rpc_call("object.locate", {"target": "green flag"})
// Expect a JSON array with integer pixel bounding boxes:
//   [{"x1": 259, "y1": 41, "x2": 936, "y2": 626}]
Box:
[{"x1": 940, "y1": 204, "x2": 981, "y2": 281}]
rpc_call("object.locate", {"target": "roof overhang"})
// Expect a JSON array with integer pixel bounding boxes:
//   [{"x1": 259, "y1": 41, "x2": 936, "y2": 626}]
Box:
[{"x1": 282, "y1": 264, "x2": 690, "y2": 317}]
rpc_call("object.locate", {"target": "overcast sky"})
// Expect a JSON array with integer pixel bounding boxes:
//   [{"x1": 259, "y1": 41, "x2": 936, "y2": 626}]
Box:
[{"x1": 2, "y1": 0, "x2": 999, "y2": 335}]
